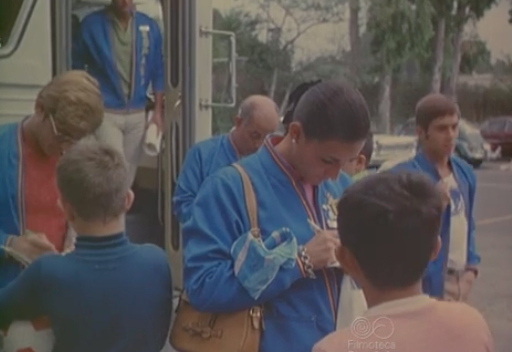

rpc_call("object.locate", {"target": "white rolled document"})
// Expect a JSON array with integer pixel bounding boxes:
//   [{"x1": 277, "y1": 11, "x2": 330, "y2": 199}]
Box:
[{"x1": 144, "y1": 122, "x2": 162, "y2": 156}]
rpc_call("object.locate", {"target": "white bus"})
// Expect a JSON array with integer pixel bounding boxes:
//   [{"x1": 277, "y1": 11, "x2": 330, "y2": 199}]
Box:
[{"x1": 0, "y1": 0, "x2": 239, "y2": 290}]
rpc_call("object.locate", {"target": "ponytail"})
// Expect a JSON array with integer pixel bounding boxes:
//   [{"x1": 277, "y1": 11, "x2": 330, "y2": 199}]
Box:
[{"x1": 282, "y1": 80, "x2": 321, "y2": 133}]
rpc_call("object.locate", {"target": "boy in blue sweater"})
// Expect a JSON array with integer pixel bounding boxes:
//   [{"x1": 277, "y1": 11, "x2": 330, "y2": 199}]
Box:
[{"x1": 0, "y1": 140, "x2": 173, "y2": 352}]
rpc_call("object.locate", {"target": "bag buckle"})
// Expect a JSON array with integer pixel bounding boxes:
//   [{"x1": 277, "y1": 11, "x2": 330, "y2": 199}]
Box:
[
  {"x1": 182, "y1": 322, "x2": 223, "y2": 339},
  {"x1": 249, "y1": 307, "x2": 263, "y2": 330}
]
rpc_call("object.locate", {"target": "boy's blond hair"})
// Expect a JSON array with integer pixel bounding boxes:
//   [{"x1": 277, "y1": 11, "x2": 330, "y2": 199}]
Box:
[
  {"x1": 56, "y1": 140, "x2": 130, "y2": 222},
  {"x1": 37, "y1": 70, "x2": 104, "y2": 138}
]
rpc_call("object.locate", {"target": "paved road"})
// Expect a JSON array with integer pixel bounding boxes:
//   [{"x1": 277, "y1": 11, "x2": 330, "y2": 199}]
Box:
[{"x1": 469, "y1": 162, "x2": 512, "y2": 352}]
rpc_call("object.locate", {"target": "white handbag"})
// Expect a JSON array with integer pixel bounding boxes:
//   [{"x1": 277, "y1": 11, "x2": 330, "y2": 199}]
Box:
[
  {"x1": 2, "y1": 319, "x2": 54, "y2": 352},
  {"x1": 336, "y1": 275, "x2": 368, "y2": 330},
  {"x1": 1, "y1": 238, "x2": 56, "y2": 352}
]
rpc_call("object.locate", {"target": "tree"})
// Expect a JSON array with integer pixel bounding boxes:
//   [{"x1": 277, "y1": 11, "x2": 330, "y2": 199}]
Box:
[
  {"x1": 348, "y1": 0, "x2": 362, "y2": 84},
  {"x1": 444, "y1": 0, "x2": 498, "y2": 98},
  {"x1": 428, "y1": 0, "x2": 455, "y2": 93},
  {"x1": 253, "y1": 0, "x2": 347, "y2": 101},
  {"x1": 459, "y1": 38, "x2": 492, "y2": 74},
  {"x1": 366, "y1": 0, "x2": 434, "y2": 133},
  {"x1": 211, "y1": 9, "x2": 280, "y2": 134},
  {"x1": 508, "y1": 0, "x2": 512, "y2": 24}
]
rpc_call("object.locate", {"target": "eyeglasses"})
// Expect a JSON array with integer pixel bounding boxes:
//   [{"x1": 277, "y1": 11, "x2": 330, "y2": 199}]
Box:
[{"x1": 48, "y1": 114, "x2": 76, "y2": 144}]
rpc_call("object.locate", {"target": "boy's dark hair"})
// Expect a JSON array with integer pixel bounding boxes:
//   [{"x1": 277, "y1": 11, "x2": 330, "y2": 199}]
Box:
[
  {"x1": 56, "y1": 140, "x2": 130, "y2": 222},
  {"x1": 360, "y1": 131, "x2": 374, "y2": 166},
  {"x1": 336, "y1": 171, "x2": 443, "y2": 290},
  {"x1": 294, "y1": 80, "x2": 370, "y2": 142},
  {"x1": 415, "y1": 93, "x2": 458, "y2": 130},
  {"x1": 282, "y1": 80, "x2": 322, "y2": 131}
]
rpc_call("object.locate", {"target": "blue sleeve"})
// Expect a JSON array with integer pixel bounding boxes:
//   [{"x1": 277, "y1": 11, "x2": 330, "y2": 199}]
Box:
[
  {"x1": 182, "y1": 171, "x2": 304, "y2": 313},
  {"x1": 337, "y1": 172, "x2": 352, "y2": 189},
  {"x1": 150, "y1": 21, "x2": 164, "y2": 93},
  {"x1": 466, "y1": 170, "x2": 480, "y2": 267},
  {"x1": 0, "y1": 258, "x2": 45, "y2": 329},
  {"x1": 72, "y1": 21, "x2": 89, "y2": 70},
  {"x1": 172, "y1": 147, "x2": 203, "y2": 224}
]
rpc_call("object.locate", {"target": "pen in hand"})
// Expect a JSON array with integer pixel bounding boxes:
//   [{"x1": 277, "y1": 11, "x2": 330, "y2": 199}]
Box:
[{"x1": 307, "y1": 219, "x2": 341, "y2": 268}]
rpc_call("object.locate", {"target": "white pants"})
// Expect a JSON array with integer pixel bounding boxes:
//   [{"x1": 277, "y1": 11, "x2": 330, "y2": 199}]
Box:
[{"x1": 95, "y1": 111, "x2": 147, "y2": 186}]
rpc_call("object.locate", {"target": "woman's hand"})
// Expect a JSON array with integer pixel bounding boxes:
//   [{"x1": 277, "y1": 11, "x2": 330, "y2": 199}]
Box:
[{"x1": 304, "y1": 230, "x2": 340, "y2": 270}]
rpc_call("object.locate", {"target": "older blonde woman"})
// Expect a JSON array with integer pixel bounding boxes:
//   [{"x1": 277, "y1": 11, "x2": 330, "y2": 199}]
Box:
[{"x1": 0, "y1": 70, "x2": 104, "y2": 289}]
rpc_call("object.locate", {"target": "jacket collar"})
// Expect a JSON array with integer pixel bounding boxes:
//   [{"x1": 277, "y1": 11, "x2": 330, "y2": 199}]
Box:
[
  {"x1": 221, "y1": 133, "x2": 240, "y2": 161},
  {"x1": 414, "y1": 150, "x2": 457, "y2": 181},
  {"x1": 254, "y1": 136, "x2": 303, "y2": 186}
]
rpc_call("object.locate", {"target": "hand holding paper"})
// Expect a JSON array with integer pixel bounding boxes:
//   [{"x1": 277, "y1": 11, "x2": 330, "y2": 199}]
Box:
[
  {"x1": 144, "y1": 111, "x2": 163, "y2": 156},
  {"x1": 5, "y1": 230, "x2": 57, "y2": 265}
]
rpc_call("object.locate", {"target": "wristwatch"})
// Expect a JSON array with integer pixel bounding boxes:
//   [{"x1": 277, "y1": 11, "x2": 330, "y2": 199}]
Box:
[{"x1": 298, "y1": 245, "x2": 315, "y2": 279}]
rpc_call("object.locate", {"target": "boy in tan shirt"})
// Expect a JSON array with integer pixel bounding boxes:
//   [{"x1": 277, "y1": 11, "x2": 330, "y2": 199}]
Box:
[{"x1": 313, "y1": 171, "x2": 493, "y2": 352}]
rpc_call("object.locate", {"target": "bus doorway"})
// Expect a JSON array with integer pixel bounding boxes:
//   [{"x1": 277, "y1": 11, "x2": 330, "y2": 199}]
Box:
[
  {"x1": 69, "y1": 0, "x2": 169, "y2": 248},
  {"x1": 0, "y1": 0, "x2": 216, "y2": 291}
]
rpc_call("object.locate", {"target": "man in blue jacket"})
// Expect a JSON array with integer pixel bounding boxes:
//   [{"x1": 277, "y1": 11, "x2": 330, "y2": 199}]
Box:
[
  {"x1": 390, "y1": 93, "x2": 480, "y2": 300},
  {"x1": 172, "y1": 95, "x2": 279, "y2": 224},
  {"x1": 73, "y1": 0, "x2": 164, "y2": 186}
]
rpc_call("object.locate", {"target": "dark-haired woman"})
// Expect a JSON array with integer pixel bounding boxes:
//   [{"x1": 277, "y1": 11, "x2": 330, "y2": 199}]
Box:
[
  {"x1": 283, "y1": 80, "x2": 354, "y2": 190},
  {"x1": 182, "y1": 80, "x2": 371, "y2": 352}
]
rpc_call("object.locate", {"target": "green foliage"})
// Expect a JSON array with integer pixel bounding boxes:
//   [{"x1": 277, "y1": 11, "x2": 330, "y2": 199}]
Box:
[
  {"x1": 265, "y1": 0, "x2": 347, "y2": 25},
  {"x1": 212, "y1": 9, "x2": 276, "y2": 74},
  {"x1": 211, "y1": 8, "x2": 294, "y2": 134},
  {"x1": 509, "y1": 0, "x2": 512, "y2": 24},
  {"x1": 294, "y1": 55, "x2": 347, "y2": 82},
  {"x1": 460, "y1": 0, "x2": 499, "y2": 21},
  {"x1": 366, "y1": 0, "x2": 434, "y2": 72},
  {"x1": 429, "y1": 0, "x2": 455, "y2": 15},
  {"x1": 459, "y1": 39, "x2": 492, "y2": 74},
  {"x1": 493, "y1": 57, "x2": 512, "y2": 76}
]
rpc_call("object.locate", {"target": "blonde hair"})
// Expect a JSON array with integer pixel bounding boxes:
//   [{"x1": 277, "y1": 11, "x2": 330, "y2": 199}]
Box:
[
  {"x1": 56, "y1": 140, "x2": 130, "y2": 222},
  {"x1": 37, "y1": 70, "x2": 104, "y2": 138}
]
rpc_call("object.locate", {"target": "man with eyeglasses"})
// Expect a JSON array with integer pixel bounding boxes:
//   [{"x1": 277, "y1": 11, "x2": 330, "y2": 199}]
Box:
[
  {"x1": 172, "y1": 95, "x2": 279, "y2": 225},
  {"x1": 0, "y1": 70, "x2": 104, "y2": 289}
]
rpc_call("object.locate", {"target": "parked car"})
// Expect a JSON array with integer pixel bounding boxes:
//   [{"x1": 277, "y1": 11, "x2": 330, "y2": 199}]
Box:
[
  {"x1": 369, "y1": 134, "x2": 417, "y2": 169},
  {"x1": 479, "y1": 116, "x2": 512, "y2": 158},
  {"x1": 396, "y1": 118, "x2": 489, "y2": 168}
]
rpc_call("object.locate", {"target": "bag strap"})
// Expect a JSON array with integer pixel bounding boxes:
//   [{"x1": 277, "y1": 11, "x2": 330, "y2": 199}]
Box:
[
  {"x1": 180, "y1": 164, "x2": 262, "y2": 316},
  {"x1": 232, "y1": 163, "x2": 259, "y2": 233},
  {"x1": 232, "y1": 164, "x2": 264, "y2": 322}
]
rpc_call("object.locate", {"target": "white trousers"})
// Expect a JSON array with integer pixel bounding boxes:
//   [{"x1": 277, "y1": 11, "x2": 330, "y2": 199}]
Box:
[{"x1": 95, "y1": 111, "x2": 147, "y2": 186}]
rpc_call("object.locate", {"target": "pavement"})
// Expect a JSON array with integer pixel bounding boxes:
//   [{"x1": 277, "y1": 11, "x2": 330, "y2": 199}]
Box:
[{"x1": 469, "y1": 161, "x2": 512, "y2": 352}]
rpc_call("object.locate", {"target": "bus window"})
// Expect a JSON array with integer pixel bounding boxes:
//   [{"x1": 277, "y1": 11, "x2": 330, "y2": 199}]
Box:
[{"x1": 0, "y1": 0, "x2": 27, "y2": 49}]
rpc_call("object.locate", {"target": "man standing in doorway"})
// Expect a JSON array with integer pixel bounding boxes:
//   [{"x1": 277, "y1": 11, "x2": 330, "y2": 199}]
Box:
[
  {"x1": 0, "y1": 70, "x2": 104, "y2": 289},
  {"x1": 391, "y1": 93, "x2": 480, "y2": 301},
  {"x1": 73, "y1": 0, "x2": 164, "y2": 186},
  {"x1": 172, "y1": 95, "x2": 280, "y2": 225}
]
